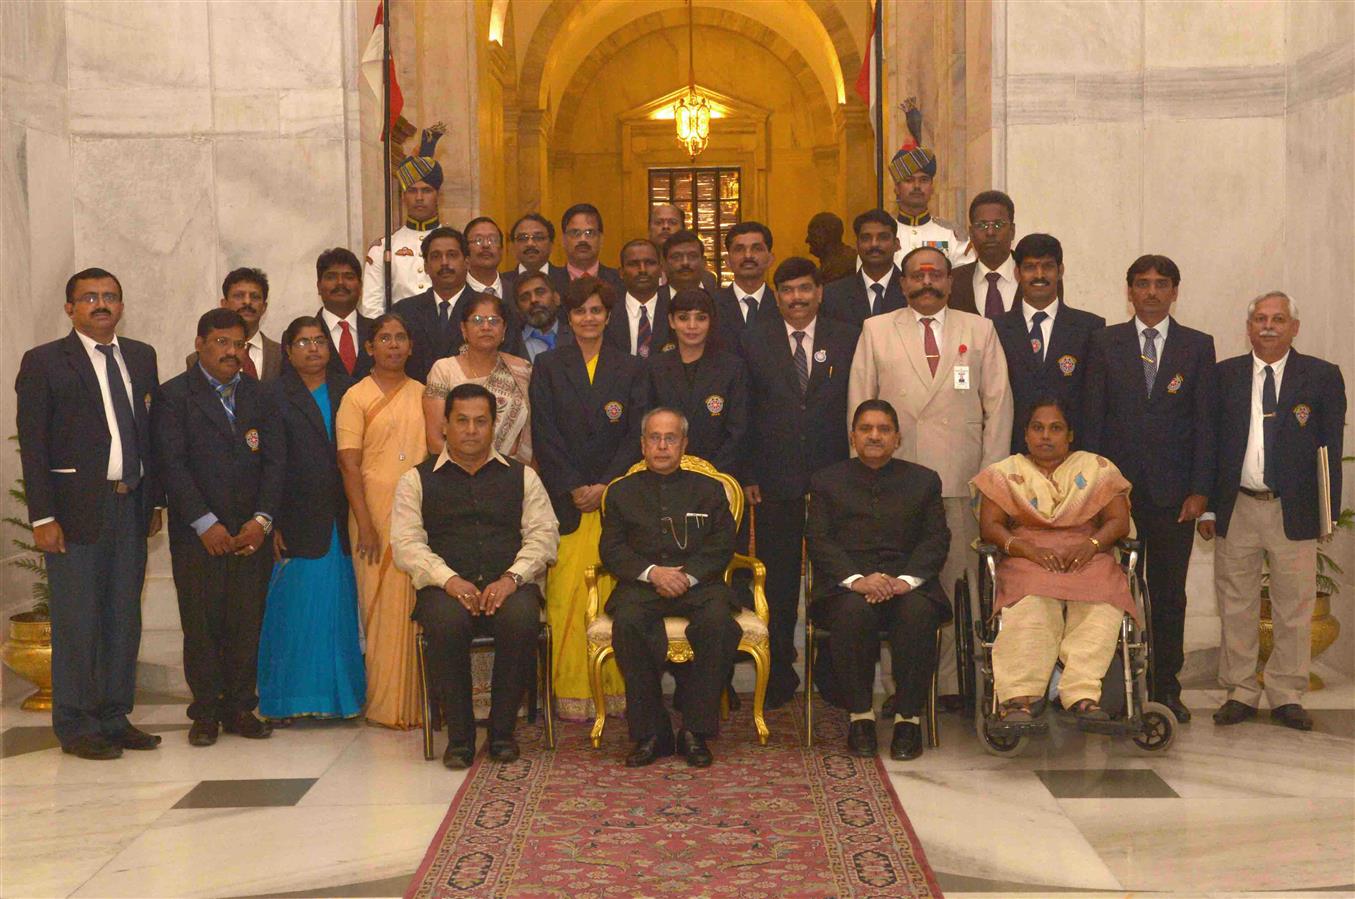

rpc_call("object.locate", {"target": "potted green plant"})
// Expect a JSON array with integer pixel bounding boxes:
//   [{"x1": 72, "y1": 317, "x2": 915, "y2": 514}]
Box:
[{"x1": 2, "y1": 437, "x2": 53, "y2": 710}]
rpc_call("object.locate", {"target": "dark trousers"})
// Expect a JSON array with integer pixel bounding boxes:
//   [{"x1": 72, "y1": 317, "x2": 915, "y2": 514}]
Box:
[
  {"x1": 413, "y1": 584, "x2": 540, "y2": 744},
  {"x1": 169, "y1": 534, "x2": 271, "y2": 721},
  {"x1": 811, "y1": 591, "x2": 942, "y2": 716},
  {"x1": 608, "y1": 581, "x2": 740, "y2": 741},
  {"x1": 45, "y1": 490, "x2": 147, "y2": 743},
  {"x1": 756, "y1": 496, "x2": 807, "y2": 698},
  {"x1": 1132, "y1": 504, "x2": 1195, "y2": 700}
]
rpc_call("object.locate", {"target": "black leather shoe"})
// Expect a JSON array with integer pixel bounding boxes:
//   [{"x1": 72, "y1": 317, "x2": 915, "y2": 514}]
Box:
[
  {"x1": 188, "y1": 720, "x2": 220, "y2": 746},
  {"x1": 936, "y1": 694, "x2": 964, "y2": 714},
  {"x1": 763, "y1": 688, "x2": 796, "y2": 712},
  {"x1": 488, "y1": 737, "x2": 520, "y2": 763},
  {"x1": 1212, "y1": 699, "x2": 1258, "y2": 726},
  {"x1": 109, "y1": 725, "x2": 162, "y2": 750},
  {"x1": 1270, "y1": 703, "x2": 1314, "y2": 731},
  {"x1": 443, "y1": 742, "x2": 475, "y2": 769},
  {"x1": 222, "y1": 711, "x2": 273, "y2": 739},
  {"x1": 1161, "y1": 696, "x2": 1192, "y2": 723},
  {"x1": 846, "y1": 719, "x2": 878, "y2": 757},
  {"x1": 61, "y1": 734, "x2": 122, "y2": 760},
  {"x1": 677, "y1": 729, "x2": 714, "y2": 768},
  {"x1": 890, "y1": 721, "x2": 923, "y2": 761},
  {"x1": 625, "y1": 733, "x2": 675, "y2": 767}
]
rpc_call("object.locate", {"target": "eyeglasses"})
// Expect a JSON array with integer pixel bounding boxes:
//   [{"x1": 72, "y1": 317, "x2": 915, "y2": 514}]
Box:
[
  {"x1": 73, "y1": 293, "x2": 123, "y2": 305},
  {"x1": 565, "y1": 228, "x2": 599, "y2": 239},
  {"x1": 292, "y1": 336, "x2": 329, "y2": 350},
  {"x1": 513, "y1": 233, "x2": 549, "y2": 244},
  {"x1": 469, "y1": 236, "x2": 502, "y2": 247},
  {"x1": 644, "y1": 434, "x2": 682, "y2": 447},
  {"x1": 971, "y1": 220, "x2": 1011, "y2": 233},
  {"x1": 468, "y1": 315, "x2": 503, "y2": 327},
  {"x1": 208, "y1": 337, "x2": 248, "y2": 350},
  {"x1": 374, "y1": 332, "x2": 409, "y2": 345}
]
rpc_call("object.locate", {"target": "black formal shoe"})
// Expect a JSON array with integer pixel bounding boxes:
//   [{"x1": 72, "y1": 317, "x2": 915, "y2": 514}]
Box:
[
  {"x1": 488, "y1": 737, "x2": 520, "y2": 763},
  {"x1": 61, "y1": 735, "x2": 122, "y2": 760},
  {"x1": 1270, "y1": 703, "x2": 1314, "y2": 731},
  {"x1": 677, "y1": 729, "x2": 714, "y2": 768},
  {"x1": 222, "y1": 711, "x2": 273, "y2": 739},
  {"x1": 109, "y1": 725, "x2": 162, "y2": 751},
  {"x1": 846, "y1": 719, "x2": 878, "y2": 757},
  {"x1": 763, "y1": 688, "x2": 797, "y2": 711},
  {"x1": 890, "y1": 721, "x2": 923, "y2": 761},
  {"x1": 625, "y1": 733, "x2": 676, "y2": 768},
  {"x1": 1212, "y1": 699, "x2": 1258, "y2": 726},
  {"x1": 443, "y1": 742, "x2": 475, "y2": 769},
  {"x1": 937, "y1": 694, "x2": 964, "y2": 714},
  {"x1": 188, "y1": 720, "x2": 220, "y2": 746},
  {"x1": 1161, "y1": 696, "x2": 1192, "y2": 723}
]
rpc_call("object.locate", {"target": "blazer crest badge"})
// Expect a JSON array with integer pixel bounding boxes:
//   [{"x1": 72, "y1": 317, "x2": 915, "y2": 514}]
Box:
[
  {"x1": 1058, "y1": 354, "x2": 1077, "y2": 376},
  {"x1": 245, "y1": 428, "x2": 260, "y2": 451},
  {"x1": 1166, "y1": 373, "x2": 1184, "y2": 394},
  {"x1": 604, "y1": 400, "x2": 623, "y2": 422},
  {"x1": 1293, "y1": 403, "x2": 1311, "y2": 427},
  {"x1": 704, "y1": 394, "x2": 725, "y2": 416}
]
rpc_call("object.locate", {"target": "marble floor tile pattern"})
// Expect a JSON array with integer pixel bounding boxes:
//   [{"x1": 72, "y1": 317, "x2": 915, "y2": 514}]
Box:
[{"x1": 0, "y1": 680, "x2": 1351, "y2": 898}]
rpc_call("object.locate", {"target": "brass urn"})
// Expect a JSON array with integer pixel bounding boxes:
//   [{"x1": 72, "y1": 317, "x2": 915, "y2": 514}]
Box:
[
  {"x1": 1, "y1": 613, "x2": 53, "y2": 710},
  {"x1": 1259, "y1": 595, "x2": 1341, "y2": 690}
]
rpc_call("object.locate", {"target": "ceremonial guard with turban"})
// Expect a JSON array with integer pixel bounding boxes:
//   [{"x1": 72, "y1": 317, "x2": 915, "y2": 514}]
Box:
[
  {"x1": 361, "y1": 125, "x2": 445, "y2": 317},
  {"x1": 884, "y1": 106, "x2": 972, "y2": 269}
]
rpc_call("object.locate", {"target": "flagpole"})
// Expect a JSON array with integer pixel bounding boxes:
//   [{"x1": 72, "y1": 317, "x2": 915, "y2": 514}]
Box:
[
  {"x1": 873, "y1": 0, "x2": 885, "y2": 209},
  {"x1": 382, "y1": 1, "x2": 393, "y2": 312}
]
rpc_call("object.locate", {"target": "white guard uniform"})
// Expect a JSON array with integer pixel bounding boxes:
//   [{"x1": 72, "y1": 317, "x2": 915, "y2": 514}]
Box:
[
  {"x1": 361, "y1": 222, "x2": 436, "y2": 318},
  {"x1": 893, "y1": 212, "x2": 974, "y2": 268}
]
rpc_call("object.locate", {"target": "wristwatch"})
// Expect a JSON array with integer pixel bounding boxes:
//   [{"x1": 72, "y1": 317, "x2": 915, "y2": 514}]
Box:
[
  {"x1": 253, "y1": 514, "x2": 273, "y2": 535},
  {"x1": 505, "y1": 571, "x2": 524, "y2": 587}
]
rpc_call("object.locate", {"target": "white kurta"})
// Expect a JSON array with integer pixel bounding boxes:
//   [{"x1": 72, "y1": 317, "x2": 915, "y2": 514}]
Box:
[{"x1": 361, "y1": 225, "x2": 434, "y2": 317}]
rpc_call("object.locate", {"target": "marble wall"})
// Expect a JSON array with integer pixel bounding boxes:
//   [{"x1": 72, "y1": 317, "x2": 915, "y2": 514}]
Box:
[{"x1": 991, "y1": 0, "x2": 1355, "y2": 676}]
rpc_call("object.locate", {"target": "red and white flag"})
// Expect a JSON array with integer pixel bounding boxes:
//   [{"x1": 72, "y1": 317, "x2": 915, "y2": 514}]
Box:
[
  {"x1": 854, "y1": 1, "x2": 879, "y2": 131},
  {"x1": 360, "y1": 2, "x2": 403, "y2": 139}
]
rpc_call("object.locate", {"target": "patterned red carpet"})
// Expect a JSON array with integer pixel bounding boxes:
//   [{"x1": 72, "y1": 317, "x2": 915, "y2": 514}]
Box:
[{"x1": 406, "y1": 700, "x2": 941, "y2": 898}]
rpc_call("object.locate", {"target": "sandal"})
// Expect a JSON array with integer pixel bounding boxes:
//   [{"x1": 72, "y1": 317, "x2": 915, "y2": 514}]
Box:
[
  {"x1": 1070, "y1": 699, "x2": 1109, "y2": 722},
  {"x1": 998, "y1": 698, "x2": 1039, "y2": 723}
]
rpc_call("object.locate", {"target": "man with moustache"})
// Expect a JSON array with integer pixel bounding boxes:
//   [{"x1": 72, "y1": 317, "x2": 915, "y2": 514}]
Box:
[
  {"x1": 187, "y1": 268, "x2": 281, "y2": 380},
  {"x1": 515, "y1": 271, "x2": 572, "y2": 362},
  {"x1": 155, "y1": 308, "x2": 284, "y2": 746},
  {"x1": 806, "y1": 212, "x2": 858, "y2": 284},
  {"x1": 360, "y1": 126, "x2": 444, "y2": 317},
  {"x1": 391, "y1": 226, "x2": 526, "y2": 383},
  {"x1": 823, "y1": 209, "x2": 908, "y2": 327},
  {"x1": 464, "y1": 216, "x2": 514, "y2": 301},
  {"x1": 314, "y1": 248, "x2": 374, "y2": 381},
  {"x1": 561, "y1": 203, "x2": 625, "y2": 297},
  {"x1": 508, "y1": 213, "x2": 569, "y2": 292},
  {"x1": 949, "y1": 190, "x2": 1027, "y2": 318},
  {"x1": 742, "y1": 257, "x2": 860, "y2": 708},
  {"x1": 662, "y1": 230, "x2": 710, "y2": 293},
  {"x1": 16, "y1": 268, "x2": 164, "y2": 759},
  {"x1": 990, "y1": 234, "x2": 1104, "y2": 453},
  {"x1": 1199, "y1": 292, "x2": 1344, "y2": 731},
  {"x1": 651, "y1": 208, "x2": 719, "y2": 291},
  {"x1": 713, "y1": 221, "x2": 779, "y2": 352},
  {"x1": 606, "y1": 239, "x2": 671, "y2": 358},
  {"x1": 1082, "y1": 254, "x2": 1216, "y2": 723},
  {"x1": 887, "y1": 144, "x2": 972, "y2": 268},
  {"x1": 848, "y1": 246, "x2": 1011, "y2": 708}
]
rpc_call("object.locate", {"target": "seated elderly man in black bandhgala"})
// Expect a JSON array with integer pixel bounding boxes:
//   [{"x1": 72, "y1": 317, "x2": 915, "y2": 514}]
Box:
[
  {"x1": 600, "y1": 407, "x2": 741, "y2": 768},
  {"x1": 806, "y1": 399, "x2": 951, "y2": 761}
]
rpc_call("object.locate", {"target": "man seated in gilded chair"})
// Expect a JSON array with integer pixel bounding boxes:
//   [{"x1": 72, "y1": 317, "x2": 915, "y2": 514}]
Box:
[{"x1": 600, "y1": 408, "x2": 741, "y2": 768}]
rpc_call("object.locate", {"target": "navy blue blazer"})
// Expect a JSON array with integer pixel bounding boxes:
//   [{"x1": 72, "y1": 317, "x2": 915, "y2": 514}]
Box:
[
  {"x1": 15, "y1": 330, "x2": 161, "y2": 543},
  {"x1": 742, "y1": 314, "x2": 860, "y2": 502},
  {"x1": 712, "y1": 284, "x2": 778, "y2": 356},
  {"x1": 1210, "y1": 351, "x2": 1346, "y2": 541},
  {"x1": 604, "y1": 287, "x2": 672, "y2": 357},
  {"x1": 646, "y1": 347, "x2": 750, "y2": 479},
  {"x1": 1082, "y1": 317, "x2": 1217, "y2": 509},
  {"x1": 993, "y1": 302, "x2": 1105, "y2": 454},
  {"x1": 820, "y1": 269, "x2": 907, "y2": 328},
  {"x1": 390, "y1": 286, "x2": 526, "y2": 383},
  {"x1": 529, "y1": 343, "x2": 649, "y2": 535}
]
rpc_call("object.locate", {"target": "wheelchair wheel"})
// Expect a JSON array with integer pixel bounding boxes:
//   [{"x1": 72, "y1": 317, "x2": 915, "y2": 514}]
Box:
[
  {"x1": 1131, "y1": 701, "x2": 1177, "y2": 754},
  {"x1": 976, "y1": 710, "x2": 1028, "y2": 757}
]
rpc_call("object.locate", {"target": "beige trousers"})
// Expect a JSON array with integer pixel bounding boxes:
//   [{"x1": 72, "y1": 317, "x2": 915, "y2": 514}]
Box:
[
  {"x1": 992, "y1": 595, "x2": 1124, "y2": 706},
  {"x1": 936, "y1": 496, "x2": 979, "y2": 695},
  {"x1": 1214, "y1": 493, "x2": 1317, "y2": 708}
]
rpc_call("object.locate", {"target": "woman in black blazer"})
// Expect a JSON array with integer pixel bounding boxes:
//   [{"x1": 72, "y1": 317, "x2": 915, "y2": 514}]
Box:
[
  {"x1": 256, "y1": 316, "x2": 366, "y2": 722},
  {"x1": 647, "y1": 288, "x2": 749, "y2": 479},
  {"x1": 529, "y1": 276, "x2": 648, "y2": 720}
]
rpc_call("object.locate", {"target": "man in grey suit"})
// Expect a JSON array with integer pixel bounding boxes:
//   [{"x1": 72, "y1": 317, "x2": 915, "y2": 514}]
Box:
[{"x1": 186, "y1": 268, "x2": 282, "y2": 381}]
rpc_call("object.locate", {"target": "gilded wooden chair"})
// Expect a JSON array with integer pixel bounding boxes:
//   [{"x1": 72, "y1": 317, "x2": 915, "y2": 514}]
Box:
[{"x1": 583, "y1": 455, "x2": 770, "y2": 748}]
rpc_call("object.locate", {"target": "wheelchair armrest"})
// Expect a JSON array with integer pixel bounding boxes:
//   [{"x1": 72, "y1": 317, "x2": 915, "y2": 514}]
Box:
[
  {"x1": 976, "y1": 541, "x2": 1000, "y2": 560},
  {"x1": 1116, "y1": 538, "x2": 1142, "y2": 554}
]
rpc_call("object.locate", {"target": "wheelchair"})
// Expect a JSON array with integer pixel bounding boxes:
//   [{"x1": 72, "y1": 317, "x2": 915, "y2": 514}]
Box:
[{"x1": 954, "y1": 538, "x2": 1177, "y2": 757}]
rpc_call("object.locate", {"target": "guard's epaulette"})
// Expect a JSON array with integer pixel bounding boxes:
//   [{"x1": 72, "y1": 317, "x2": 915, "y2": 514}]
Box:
[{"x1": 932, "y1": 216, "x2": 961, "y2": 233}]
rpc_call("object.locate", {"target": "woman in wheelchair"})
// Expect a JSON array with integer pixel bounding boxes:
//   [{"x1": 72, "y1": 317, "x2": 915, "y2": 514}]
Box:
[{"x1": 970, "y1": 399, "x2": 1136, "y2": 726}]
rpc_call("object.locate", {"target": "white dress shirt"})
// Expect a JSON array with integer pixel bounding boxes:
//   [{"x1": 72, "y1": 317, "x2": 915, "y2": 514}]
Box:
[
  {"x1": 733, "y1": 284, "x2": 766, "y2": 322},
  {"x1": 861, "y1": 269, "x2": 895, "y2": 315},
  {"x1": 466, "y1": 272, "x2": 504, "y2": 298},
  {"x1": 974, "y1": 256, "x2": 1018, "y2": 314},
  {"x1": 1022, "y1": 299, "x2": 1059, "y2": 363},
  {"x1": 908, "y1": 305, "x2": 947, "y2": 348},
  {"x1": 784, "y1": 317, "x2": 818, "y2": 375},
  {"x1": 74, "y1": 329, "x2": 134, "y2": 482},
  {"x1": 1241, "y1": 351, "x2": 1289, "y2": 491},
  {"x1": 1135, "y1": 315, "x2": 1171, "y2": 362},
  {"x1": 319, "y1": 307, "x2": 361, "y2": 351},
  {"x1": 625, "y1": 292, "x2": 660, "y2": 354}
]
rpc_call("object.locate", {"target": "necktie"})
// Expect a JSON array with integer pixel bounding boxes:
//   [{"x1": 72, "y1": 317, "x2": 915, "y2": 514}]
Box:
[
  {"x1": 1141, "y1": 327, "x2": 1159, "y2": 394},
  {"x1": 240, "y1": 344, "x2": 259, "y2": 380},
  {"x1": 921, "y1": 317, "x2": 940, "y2": 376},
  {"x1": 743, "y1": 296, "x2": 757, "y2": 323},
  {"x1": 1029, "y1": 310, "x2": 1048, "y2": 361},
  {"x1": 95, "y1": 345, "x2": 141, "y2": 489},
  {"x1": 338, "y1": 320, "x2": 357, "y2": 375},
  {"x1": 792, "y1": 331, "x2": 809, "y2": 394},
  {"x1": 437, "y1": 299, "x2": 451, "y2": 334},
  {"x1": 1262, "y1": 364, "x2": 1278, "y2": 490},
  {"x1": 216, "y1": 378, "x2": 238, "y2": 428},
  {"x1": 870, "y1": 283, "x2": 885, "y2": 316},
  {"x1": 984, "y1": 271, "x2": 1004, "y2": 319},
  {"x1": 484, "y1": 285, "x2": 498, "y2": 298},
  {"x1": 637, "y1": 304, "x2": 652, "y2": 358},
  {"x1": 528, "y1": 327, "x2": 556, "y2": 351}
]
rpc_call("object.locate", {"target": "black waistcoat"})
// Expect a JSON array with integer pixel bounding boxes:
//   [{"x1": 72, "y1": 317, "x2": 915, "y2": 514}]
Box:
[{"x1": 417, "y1": 456, "x2": 524, "y2": 587}]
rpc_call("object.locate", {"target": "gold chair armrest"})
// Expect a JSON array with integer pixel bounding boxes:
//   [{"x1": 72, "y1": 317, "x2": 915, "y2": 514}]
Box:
[
  {"x1": 584, "y1": 564, "x2": 608, "y2": 626},
  {"x1": 727, "y1": 553, "x2": 769, "y2": 623}
]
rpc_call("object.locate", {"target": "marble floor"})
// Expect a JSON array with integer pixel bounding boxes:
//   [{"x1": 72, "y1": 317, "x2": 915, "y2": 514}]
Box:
[{"x1": 2, "y1": 670, "x2": 1353, "y2": 899}]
